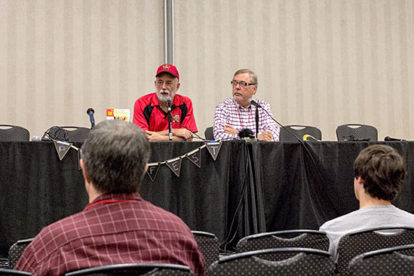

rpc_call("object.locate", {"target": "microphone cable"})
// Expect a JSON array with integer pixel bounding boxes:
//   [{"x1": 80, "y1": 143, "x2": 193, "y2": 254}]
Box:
[
  {"x1": 170, "y1": 117, "x2": 211, "y2": 142},
  {"x1": 248, "y1": 99, "x2": 336, "y2": 224}
]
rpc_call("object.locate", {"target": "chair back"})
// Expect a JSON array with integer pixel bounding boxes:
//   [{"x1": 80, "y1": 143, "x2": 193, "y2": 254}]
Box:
[
  {"x1": 8, "y1": 239, "x2": 33, "y2": 269},
  {"x1": 336, "y1": 227, "x2": 414, "y2": 275},
  {"x1": 0, "y1": 258, "x2": 8, "y2": 269},
  {"x1": 204, "y1": 127, "x2": 214, "y2": 140},
  {"x1": 0, "y1": 268, "x2": 31, "y2": 275},
  {"x1": 336, "y1": 124, "x2": 378, "y2": 141},
  {"x1": 349, "y1": 244, "x2": 414, "y2": 276},
  {"x1": 65, "y1": 263, "x2": 193, "y2": 275},
  {"x1": 236, "y1": 230, "x2": 329, "y2": 253},
  {"x1": 191, "y1": 231, "x2": 220, "y2": 268},
  {"x1": 0, "y1": 125, "x2": 30, "y2": 141},
  {"x1": 43, "y1": 126, "x2": 90, "y2": 143},
  {"x1": 207, "y1": 248, "x2": 334, "y2": 275},
  {"x1": 279, "y1": 125, "x2": 322, "y2": 142}
]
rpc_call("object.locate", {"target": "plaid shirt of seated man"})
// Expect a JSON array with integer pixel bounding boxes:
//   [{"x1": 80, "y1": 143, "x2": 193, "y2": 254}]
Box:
[{"x1": 15, "y1": 120, "x2": 205, "y2": 276}]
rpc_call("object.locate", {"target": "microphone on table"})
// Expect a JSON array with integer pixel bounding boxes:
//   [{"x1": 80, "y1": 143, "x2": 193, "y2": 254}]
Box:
[
  {"x1": 86, "y1": 108, "x2": 95, "y2": 128},
  {"x1": 385, "y1": 136, "x2": 405, "y2": 141},
  {"x1": 238, "y1": 128, "x2": 255, "y2": 141}
]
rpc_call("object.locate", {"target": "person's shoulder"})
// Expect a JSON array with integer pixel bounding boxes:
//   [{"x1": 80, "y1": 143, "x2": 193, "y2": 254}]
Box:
[
  {"x1": 26, "y1": 211, "x2": 86, "y2": 261},
  {"x1": 320, "y1": 210, "x2": 362, "y2": 231},
  {"x1": 38, "y1": 211, "x2": 86, "y2": 241},
  {"x1": 141, "y1": 200, "x2": 192, "y2": 232},
  {"x1": 216, "y1": 98, "x2": 233, "y2": 108},
  {"x1": 174, "y1": 94, "x2": 193, "y2": 105}
]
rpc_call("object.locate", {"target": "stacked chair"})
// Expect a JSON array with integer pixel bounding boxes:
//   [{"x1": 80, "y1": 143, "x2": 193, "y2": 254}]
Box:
[
  {"x1": 207, "y1": 247, "x2": 334, "y2": 275},
  {"x1": 65, "y1": 263, "x2": 193, "y2": 275},
  {"x1": 7, "y1": 239, "x2": 33, "y2": 270},
  {"x1": 348, "y1": 244, "x2": 414, "y2": 275},
  {"x1": 236, "y1": 229, "x2": 330, "y2": 252},
  {"x1": 0, "y1": 268, "x2": 31, "y2": 275},
  {"x1": 335, "y1": 227, "x2": 414, "y2": 275},
  {"x1": 207, "y1": 230, "x2": 333, "y2": 275},
  {"x1": 191, "y1": 231, "x2": 220, "y2": 268}
]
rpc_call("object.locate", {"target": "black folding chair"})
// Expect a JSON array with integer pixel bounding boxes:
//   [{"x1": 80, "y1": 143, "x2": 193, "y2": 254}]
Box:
[
  {"x1": 279, "y1": 125, "x2": 322, "y2": 142},
  {"x1": 0, "y1": 258, "x2": 8, "y2": 269},
  {"x1": 0, "y1": 268, "x2": 31, "y2": 275},
  {"x1": 207, "y1": 248, "x2": 334, "y2": 275},
  {"x1": 8, "y1": 239, "x2": 33, "y2": 269},
  {"x1": 336, "y1": 124, "x2": 378, "y2": 141},
  {"x1": 349, "y1": 244, "x2": 414, "y2": 275},
  {"x1": 236, "y1": 230, "x2": 329, "y2": 253},
  {"x1": 0, "y1": 125, "x2": 30, "y2": 141},
  {"x1": 65, "y1": 263, "x2": 193, "y2": 275},
  {"x1": 336, "y1": 227, "x2": 414, "y2": 275},
  {"x1": 42, "y1": 126, "x2": 90, "y2": 143},
  {"x1": 191, "y1": 231, "x2": 220, "y2": 268}
]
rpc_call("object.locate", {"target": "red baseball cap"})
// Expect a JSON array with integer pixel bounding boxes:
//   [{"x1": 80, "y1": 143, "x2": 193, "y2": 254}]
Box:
[{"x1": 156, "y1": 64, "x2": 180, "y2": 80}]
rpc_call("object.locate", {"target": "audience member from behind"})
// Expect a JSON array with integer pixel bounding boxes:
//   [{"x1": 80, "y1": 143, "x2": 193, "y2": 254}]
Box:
[
  {"x1": 15, "y1": 120, "x2": 205, "y2": 276},
  {"x1": 213, "y1": 68, "x2": 280, "y2": 141},
  {"x1": 133, "y1": 64, "x2": 197, "y2": 141},
  {"x1": 320, "y1": 144, "x2": 414, "y2": 256}
]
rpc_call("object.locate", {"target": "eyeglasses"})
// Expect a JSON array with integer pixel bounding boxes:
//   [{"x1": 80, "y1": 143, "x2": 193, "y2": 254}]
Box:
[{"x1": 231, "y1": 80, "x2": 256, "y2": 87}]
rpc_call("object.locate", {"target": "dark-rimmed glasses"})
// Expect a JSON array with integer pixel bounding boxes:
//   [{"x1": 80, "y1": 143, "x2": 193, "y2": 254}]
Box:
[{"x1": 231, "y1": 80, "x2": 256, "y2": 87}]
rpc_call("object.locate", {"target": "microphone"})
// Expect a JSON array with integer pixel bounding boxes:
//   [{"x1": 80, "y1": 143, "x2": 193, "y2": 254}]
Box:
[
  {"x1": 248, "y1": 99, "x2": 304, "y2": 143},
  {"x1": 248, "y1": 99, "x2": 261, "y2": 138},
  {"x1": 166, "y1": 97, "x2": 173, "y2": 141},
  {"x1": 385, "y1": 136, "x2": 404, "y2": 141},
  {"x1": 238, "y1": 128, "x2": 255, "y2": 140},
  {"x1": 86, "y1": 108, "x2": 95, "y2": 128},
  {"x1": 303, "y1": 134, "x2": 319, "y2": 142},
  {"x1": 248, "y1": 98, "x2": 262, "y2": 108}
]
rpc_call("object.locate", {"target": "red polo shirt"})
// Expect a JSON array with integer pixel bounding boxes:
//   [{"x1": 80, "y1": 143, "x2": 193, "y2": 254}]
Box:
[{"x1": 133, "y1": 93, "x2": 198, "y2": 133}]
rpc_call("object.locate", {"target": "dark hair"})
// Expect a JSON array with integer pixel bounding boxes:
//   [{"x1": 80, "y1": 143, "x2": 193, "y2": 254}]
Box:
[
  {"x1": 353, "y1": 145, "x2": 406, "y2": 201},
  {"x1": 80, "y1": 120, "x2": 150, "y2": 194}
]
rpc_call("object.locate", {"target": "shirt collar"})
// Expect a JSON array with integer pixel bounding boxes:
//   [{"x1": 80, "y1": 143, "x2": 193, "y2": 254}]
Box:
[
  {"x1": 233, "y1": 98, "x2": 252, "y2": 110},
  {"x1": 88, "y1": 192, "x2": 142, "y2": 205}
]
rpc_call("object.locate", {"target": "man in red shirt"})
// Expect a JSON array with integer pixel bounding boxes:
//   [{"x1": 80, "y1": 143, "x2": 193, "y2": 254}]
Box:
[
  {"x1": 15, "y1": 120, "x2": 205, "y2": 276},
  {"x1": 133, "y1": 64, "x2": 198, "y2": 141}
]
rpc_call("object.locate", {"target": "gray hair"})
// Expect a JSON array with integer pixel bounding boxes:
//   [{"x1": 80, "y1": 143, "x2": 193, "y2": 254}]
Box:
[
  {"x1": 234, "y1": 68, "x2": 258, "y2": 86},
  {"x1": 80, "y1": 120, "x2": 150, "y2": 194}
]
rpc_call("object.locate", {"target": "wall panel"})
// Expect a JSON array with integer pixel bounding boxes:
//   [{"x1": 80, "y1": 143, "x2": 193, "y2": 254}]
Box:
[
  {"x1": 0, "y1": 0, "x2": 163, "y2": 137},
  {"x1": 175, "y1": 0, "x2": 414, "y2": 141}
]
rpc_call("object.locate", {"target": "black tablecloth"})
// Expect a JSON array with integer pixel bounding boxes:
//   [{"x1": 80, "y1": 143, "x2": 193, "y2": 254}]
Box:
[{"x1": 1, "y1": 141, "x2": 414, "y2": 257}]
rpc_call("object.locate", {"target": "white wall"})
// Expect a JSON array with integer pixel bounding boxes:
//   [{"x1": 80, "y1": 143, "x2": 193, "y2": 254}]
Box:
[{"x1": 1, "y1": 0, "x2": 413, "y2": 141}]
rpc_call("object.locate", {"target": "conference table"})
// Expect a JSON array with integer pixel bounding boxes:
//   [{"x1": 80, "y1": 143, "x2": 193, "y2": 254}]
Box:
[{"x1": 1, "y1": 140, "x2": 414, "y2": 258}]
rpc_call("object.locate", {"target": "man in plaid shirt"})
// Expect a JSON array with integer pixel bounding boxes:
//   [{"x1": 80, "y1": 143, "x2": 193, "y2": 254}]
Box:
[
  {"x1": 213, "y1": 69, "x2": 280, "y2": 141},
  {"x1": 15, "y1": 120, "x2": 205, "y2": 276}
]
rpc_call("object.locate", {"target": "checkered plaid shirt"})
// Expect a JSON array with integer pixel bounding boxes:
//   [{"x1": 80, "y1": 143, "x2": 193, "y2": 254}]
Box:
[
  {"x1": 15, "y1": 193, "x2": 205, "y2": 276},
  {"x1": 213, "y1": 98, "x2": 280, "y2": 141}
]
